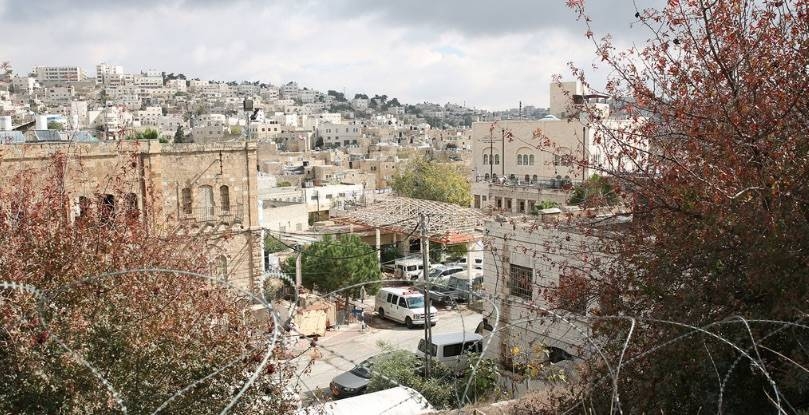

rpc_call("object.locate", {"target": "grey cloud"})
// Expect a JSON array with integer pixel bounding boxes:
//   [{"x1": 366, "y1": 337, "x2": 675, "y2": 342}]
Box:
[{"x1": 321, "y1": 0, "x2": 665, "y2": 40}]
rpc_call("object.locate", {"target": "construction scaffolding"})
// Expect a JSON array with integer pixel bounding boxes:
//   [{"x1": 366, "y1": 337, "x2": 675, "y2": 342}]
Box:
[{"x1": 336, "y1": 196, "x2": 485, "y2": 244}]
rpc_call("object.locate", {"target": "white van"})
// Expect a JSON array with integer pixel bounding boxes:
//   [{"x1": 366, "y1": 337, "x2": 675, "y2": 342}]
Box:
[
  {"x1": 393, "y1": 257, "x2": 425, "y2": 280},
  {"x1": 376, "y1": 287, "x2": 438, "y2": 329},
  {"x1": 416, "y1": 332, "x2": 483, "y2": 372}
]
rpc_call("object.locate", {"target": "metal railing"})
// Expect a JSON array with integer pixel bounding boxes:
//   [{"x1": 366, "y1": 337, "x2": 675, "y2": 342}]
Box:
[{"x1": 178, "y1": 203, "x2": 244, "y2": 225}]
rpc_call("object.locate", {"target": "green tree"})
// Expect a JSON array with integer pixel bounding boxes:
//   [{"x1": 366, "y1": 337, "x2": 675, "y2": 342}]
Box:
[
  {"x1": 368, "y1": 343, "x2": 499, "y2": 409},
  {"x1": 567, "y1": 174, "x2": 618, "y2": 207},
  {"x1": 173, "y1": 126, "x2": 185, "y2": 143},
  {"x1": 530, "y1": 200, "x2": 560, "y2": 215},
  {"x1": 391, "y1": 157, "x2": 471, "y2": 206},
  {"x1": 282, "y1": 235, "x2": 380, "y2": 310},
  {"x1": 46, "y1": 121, "x2": 64, "y2": 131},
  {"x1": 264, "y1": 234, "x2": 287, "y2": 254}
]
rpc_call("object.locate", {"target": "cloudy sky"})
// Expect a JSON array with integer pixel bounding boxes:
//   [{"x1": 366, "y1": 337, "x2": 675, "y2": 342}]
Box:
[{"x1": 0, "y1": 0, "x2": 662, "y2": 110}]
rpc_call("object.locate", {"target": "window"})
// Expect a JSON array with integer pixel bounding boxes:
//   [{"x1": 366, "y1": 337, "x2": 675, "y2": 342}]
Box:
[
  {"x1": 98, "y1": 194, "x2": 115, "y2": 221},
  {"x1": 387, "y1": 293, "x2": 393, "y2": 303},
  {"x1": 78, "y1": 195, "x2": 90, "y2": 218},
  {"x1": 219, "y1": 185, "x2": 230, "y2": 213},
  {"x1": 216, "y1": 255, "x2": 227, "y2": 281},
  {"x1": 199, "y1": 185, "x2": 214, "y2": 219},
  {"x1": 524, "y1": 174, "x2": 530, "y2": 183},
  {"x1": 398, "y1": 297, "x2": 407, "y2": 308},
  {"x1": 532, "y1": 174, "x2": 538, "y2": 183},
  {"x1": 484, "y1": 173, "x2": 490, "y2": 181},
  {"x1": 494, "y1": 154, "x2": 500, "y2": 165},
  {"x1": 553, "y1": 154, "x2": 562, "y2": 166},
  {"x1": 509, "y1": 264, "x2": 533, "y2": 300},
  {"x1": 418, "y1": 339, "x2": 437, "y2": 356},
  {"x1": 529, "y1": 155, "x2": 535, "y2": 166},
  {"x1": 517, "y1": 154, "x2": 523, "y2": 165},
  {"x1": 483, "y1": 154, "x2": 489, "y2": 165},
  {"x1": 181, "y1": 187, "x2": 192, "y2": 214},
  {"x1": 444, "y1": 343, "x2": 463, "y2": 357},
  {"x1": 464, "y1": 341, "x2": 482, "y2": 353}
]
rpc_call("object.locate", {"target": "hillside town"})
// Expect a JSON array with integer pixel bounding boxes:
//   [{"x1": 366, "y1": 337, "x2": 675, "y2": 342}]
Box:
[{"x1": 2, "y1": 0, "x2": 808, "y2": 414}]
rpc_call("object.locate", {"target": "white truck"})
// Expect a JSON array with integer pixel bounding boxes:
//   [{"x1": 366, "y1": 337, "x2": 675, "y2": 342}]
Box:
[{"x1": 375, "y1": 287, "x2": 438, "y2": 329}]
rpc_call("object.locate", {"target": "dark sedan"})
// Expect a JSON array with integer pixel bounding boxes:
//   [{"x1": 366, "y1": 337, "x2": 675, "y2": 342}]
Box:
[{"x1": 329, "y1": 356, "x2": 375, "y2": 399}]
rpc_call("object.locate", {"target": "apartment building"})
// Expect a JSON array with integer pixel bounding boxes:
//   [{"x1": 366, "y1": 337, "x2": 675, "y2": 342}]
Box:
[
  {"x1": 471, "y1": 81, "x2": 629, "y2": 212},
  {"x1": 318, "y1": 121, "x2": 361, "y2": 148},
  {"x1": 481, "y1": 212, "x2": 610, "y2": 382},
  {"x1": 32, "y1": 66, "x2": 87, "y2": 82},
  {"x1": 96, "y1": 62, "x2": 124, "y2": 84}
]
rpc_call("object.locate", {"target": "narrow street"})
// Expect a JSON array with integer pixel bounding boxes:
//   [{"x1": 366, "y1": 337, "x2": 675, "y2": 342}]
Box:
[{"x1": 288, "y1": 299, "x2": 483, "y2": 399}]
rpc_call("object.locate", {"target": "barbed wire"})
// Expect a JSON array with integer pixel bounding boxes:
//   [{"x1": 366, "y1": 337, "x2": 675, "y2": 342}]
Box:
[{"x1": 3, "y1": 267, "x2": 807, "y2": 414}]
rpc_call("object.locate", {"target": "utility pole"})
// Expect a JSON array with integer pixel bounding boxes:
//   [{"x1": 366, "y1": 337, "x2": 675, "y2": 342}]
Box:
[{"x1": 420, "y1": 213, "x2": 432, "y2": 378}]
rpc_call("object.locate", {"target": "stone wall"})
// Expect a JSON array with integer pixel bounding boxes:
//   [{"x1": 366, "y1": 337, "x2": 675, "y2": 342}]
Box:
[{"x1": 0, "y1": 140, "x2": 263, "y2": 292}]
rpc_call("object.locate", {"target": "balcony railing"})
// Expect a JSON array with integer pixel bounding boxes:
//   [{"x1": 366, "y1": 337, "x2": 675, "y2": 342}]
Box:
[
  {"x1": 475, "y1": 177, "x2": 579, "y2": 190},
  {"x1": 178, "y1": 203, "x2": 244, "y2": 225}
]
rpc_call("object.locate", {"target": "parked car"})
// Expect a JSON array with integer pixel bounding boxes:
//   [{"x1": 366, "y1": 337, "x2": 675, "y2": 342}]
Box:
[
  {"x1": 376, "y1": 287, "x2": 438, "y2": 328},
  {"x1": 416, "y1": 332, "x2": 484, "y2": 373},
  {"x1": 330, "y1": 355, "x2": 376, "y2": 399},
  {"x1": 429, "y1": 265, "x2": 465, "y2": 281},
  {"x1": 428, "y1": 274, "x2": 483, "y2": 304},
  {"x1": 393, "y1": 257, "x2": 425, "y2": 280}
]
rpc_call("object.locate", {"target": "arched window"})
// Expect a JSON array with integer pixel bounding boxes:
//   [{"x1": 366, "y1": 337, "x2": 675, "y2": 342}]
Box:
[
  {"x1": 516, "y1": 154, "x2": 523, "y2": 165},
  {"x1": 78, "y1": 196, "x2": 90, "y2": 218},
  {"x1": 483, "y1": 154, "x2": 489, "y2": 165},
  {"x1": 532, "y1": 174, "x2": 538, "y2": 183},
  {"x1": 181, "y1": 187, "x2": 192, "y2": 214},
  {"x1": 98, "y1": 194, "x2": 115, "y2": 221},
  {"x1": 484, "y1": 173, "x2": 490, "y2": 181},
  {"x1": 529, "y1": 155, "x2": 535, "y2": 166},
  {"x1": 524, "y1": 174, "x2": 530, "y2": 183},
  {"x1": 220, "y1": 185, "x2": 230, "y2": 213},
  {"x1": 492, "y1": 173, "x2": 498, "y2": 180},
  {"x1": 216, "y1": 255, "x2": 228, "y2": 281},
  {"x1": 199, "y1": 185, "x2": 214, "y2": 220},
  {"x1": 494, "y1": 154, "x2": 500, "y2": 165}
]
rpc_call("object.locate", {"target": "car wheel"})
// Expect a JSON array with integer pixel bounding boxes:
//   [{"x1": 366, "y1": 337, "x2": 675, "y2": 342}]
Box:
[
  {"x1": 378, "y1": 308, "x2": 385, "y2": 319},
  {"x1": 405, "y1": 317, "x2": 413, "y2": 329}
]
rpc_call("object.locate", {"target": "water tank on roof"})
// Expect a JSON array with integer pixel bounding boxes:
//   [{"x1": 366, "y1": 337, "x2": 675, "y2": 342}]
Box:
[
  {"x1": 0, "y1": 116, "x2": 11, "y2": 131},
  {"x1": 36, "y1": 115, "x2": 48, "y2": 130}
]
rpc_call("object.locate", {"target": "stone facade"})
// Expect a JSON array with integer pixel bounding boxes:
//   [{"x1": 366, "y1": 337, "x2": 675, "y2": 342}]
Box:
[{"x1": 0, "y1": 140, "x2": 263, "y2": 292}]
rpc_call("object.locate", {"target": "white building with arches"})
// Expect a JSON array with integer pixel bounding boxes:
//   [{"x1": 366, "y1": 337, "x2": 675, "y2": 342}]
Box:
[{"x1": 471, "y1": 81, "x2": 636, "y2": 212}]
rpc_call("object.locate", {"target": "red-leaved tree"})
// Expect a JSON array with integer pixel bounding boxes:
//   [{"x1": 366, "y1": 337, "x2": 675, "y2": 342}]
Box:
[
  {"x1": 0, "y1": 151, "x2": 297, "y2": 414},
  {"x1": 539, "y1": 0, "x2": 809, "y2": 413}
]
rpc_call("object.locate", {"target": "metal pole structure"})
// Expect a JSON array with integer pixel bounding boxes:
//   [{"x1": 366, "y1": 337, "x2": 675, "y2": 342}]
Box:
[{"x1": 420, "y1": 213, "x2": 432, "y2": 378}]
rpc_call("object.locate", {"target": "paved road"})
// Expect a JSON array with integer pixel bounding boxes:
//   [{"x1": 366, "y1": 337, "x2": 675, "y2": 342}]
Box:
[{"x1": 289, "y1": 300, "x2": 483, "y2": 397}]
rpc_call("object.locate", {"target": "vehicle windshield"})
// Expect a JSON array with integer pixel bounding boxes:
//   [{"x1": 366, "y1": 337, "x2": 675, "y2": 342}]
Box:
[
  {"x1": 349, "y1": 359, "x2": 373, "y2": 379},
  {"x1": 407, "y1": 296, "x2": 425, "y2": 309}
]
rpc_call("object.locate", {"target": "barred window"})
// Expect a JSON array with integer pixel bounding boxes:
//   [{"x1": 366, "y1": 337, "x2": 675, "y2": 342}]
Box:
[
  {"x1": 558, "y1": 268, "x2": 588, "y2": 314},
  {"x1": 220, "y1": 185, "x2": 230, "y2": 213},
  {"x1": 509, "y1": 264, "x2": 533, "y2": 300}
]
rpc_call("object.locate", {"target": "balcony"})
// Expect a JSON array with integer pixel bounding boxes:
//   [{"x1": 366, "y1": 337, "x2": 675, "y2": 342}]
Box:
[{"x1": 178, "y1": 203, "x2": 244, "y2": 226}]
